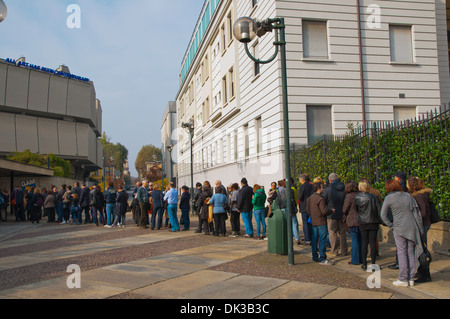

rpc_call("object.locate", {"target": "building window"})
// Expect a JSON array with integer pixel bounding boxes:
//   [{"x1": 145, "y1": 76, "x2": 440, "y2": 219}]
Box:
[
  {"x1": 255, "y1": 117, "x2": 262, "y2": 153},
  {"x1": 229, "y1": 67, "x2": 235, "y2": 99},
  {"x1": 221, "y1": 23, "x2": 226, "y2": 54},
  {"x1": 227, "y1": 12, "x2": 233, "y2": 44},
  {"x1": 222, "y1": 75, "x2": 228, "y2": 104},
  {"x1": 202, "y1": 55, "x2": 209, "y2": 83},
  {"x1": 394, "y1": 106, "x2": 416, "y2": 122},
  {"x1": 302, "y1": 20, "x2": 329, "y2": 59},
  {"x1": 243, "y1": 124, "x2": 249, "y2": 157},
  {"x1": 307, "y1": 105, "x2": 332, "y2": 145},
  {"x1": 389, "y1": 25, "x2": 413, "y2": 63},
  {"x1": 252, "y1": 0, "x2": 258, "y2": 7},
  {"x1": 202, "y1": 97, "x2": 211, "y2": 124},
  {"x1": 233, "y1": 130, "x2": 238, "y2": 160}
]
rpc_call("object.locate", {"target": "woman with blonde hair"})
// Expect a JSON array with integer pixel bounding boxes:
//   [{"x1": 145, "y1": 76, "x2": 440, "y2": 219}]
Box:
[{"x1": 354, "y1": 180, "x2": 381, "y2": 271}]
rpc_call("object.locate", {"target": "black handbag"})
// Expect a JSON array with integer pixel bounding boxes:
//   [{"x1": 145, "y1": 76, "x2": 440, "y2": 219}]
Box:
[{"x1": 418, "y1": 237, "x2": 432, "y2": 267}]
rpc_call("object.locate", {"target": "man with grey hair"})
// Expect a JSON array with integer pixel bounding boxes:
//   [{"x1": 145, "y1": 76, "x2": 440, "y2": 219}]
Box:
[{"x1": 323, "y1": 173, "x2": 348, "y2": 256}]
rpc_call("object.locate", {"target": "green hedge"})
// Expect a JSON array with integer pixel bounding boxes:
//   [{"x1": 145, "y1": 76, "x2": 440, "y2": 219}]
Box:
[
  {"x1": 7, "y1": 150, "x2": 71, "y2": 178},
  {"x1": 292, "y1": 113, "x2": 449, "y2": 221}
]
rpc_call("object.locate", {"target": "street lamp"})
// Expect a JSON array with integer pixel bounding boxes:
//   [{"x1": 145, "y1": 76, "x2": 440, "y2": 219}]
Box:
[
  {"x1": 234, "y1": 17, "x2": 295, "y2": 265},
  {"x1": 182, "y1": 120, "x2": 195, "y2": 211},
  {"x1": 0, "y1": 0, "x2": 7, "y2": 23}
]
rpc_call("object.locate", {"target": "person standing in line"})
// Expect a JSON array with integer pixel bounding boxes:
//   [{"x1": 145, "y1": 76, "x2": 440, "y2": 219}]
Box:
[
  {"x1": 104, "y1": 182, "x2": 118, "y2": 227},
  {"x1": 277, "y1": 180, "x2": 301, "y2": 245},
  {"x1": 79, "y1": 183, "x2": 91, "y2": 224},
  {"x1": 237, "y1": 178, "x2": 254, "y2": 238},
  {"x1": 323, "y1": 173, "x2": 348, "y2": 256},
  {"x1": 70, "y1": 193, "x2": 81, "y2": 225},
  {"x1": 137, "y1": 181, "x2": 150, "y2": 229},
  {"x1": 355, "y1": 180, "x2": 381, "y2": 271},
  {"x1": 209, "y1": 186, "x2": 229, "y2": 237},
  {"x1": 31, "y1": 188, "x2": 44, "y2": 224},
  {"x1": 252, "y1": 184, "x2": 267, "y2": 240},
  {"x1": 394, "y1": 171, "x2": 408, "y2": 192},
  {"x1": 91, "y1": 185, "x2": 105, "y2": 226},
  {"x1": 180, "y1": 186, "x2": 191, "y2": 231},
  {"x1": 150, "y1": 183, "x2": 164, "y2": 230},
  {"x1": 407, "y1": 177, "x2": 433, "y2": 283},
  {"x1": 164, "y1": 182, "x2": 180, "y2": 232},
  {"x1": 228, "y1": 183, "x2": 241, "y2": 237},
  {"x1": 25, "y1": 188, "x2": 35, "y2": 221},
  {"x1": 56, "y1": 185, "x2": 66, "y2": 223},
  {"x1": 108, "y1": 185, "x2": 129, "y2": 228},
  {"x1": 61, "y1": 186, "x2": 73, "y2": 224},
  {"x1": 343, "y1": 181, "x2": 362, "y2": 266},
  {"x1": 1, "y1": 189, "x2": 9, "y2": 222},
  {"x1": 307, "y1": 182, "x2": 334, "y2": 265},
  {"x1": 381, "y1": 179, "x2": 424, "y2": 287},
  {"x1": 44, "y1": 190, "x2": 56, "y2": 223},
  {"x1": 193, "y1": 182, "x2": 203, "y2": 233},
  {"x1": 197, "y1": 184, "x2": 213, "y2": 235},
  {"x1": 298, "y1": 174, "x2": 314, "y2": 245}
]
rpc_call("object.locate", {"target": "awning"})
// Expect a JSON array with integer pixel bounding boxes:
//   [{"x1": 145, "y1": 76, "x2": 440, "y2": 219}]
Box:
[{"x1": 0, "y1": 158, "x2": 54, "y2": 178}]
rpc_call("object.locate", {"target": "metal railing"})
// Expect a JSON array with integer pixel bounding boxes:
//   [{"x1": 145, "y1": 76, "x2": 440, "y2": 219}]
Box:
[{"x1": 291, "y1": 104, "x2": 450, "y2": 221}]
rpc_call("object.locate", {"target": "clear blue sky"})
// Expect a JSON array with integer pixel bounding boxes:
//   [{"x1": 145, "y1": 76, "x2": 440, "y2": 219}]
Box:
[{"x1": 0, "y1": 0, "x2": 205, "y2": 177}]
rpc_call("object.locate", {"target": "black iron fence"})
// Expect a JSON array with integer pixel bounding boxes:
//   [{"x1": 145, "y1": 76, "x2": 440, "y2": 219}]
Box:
[{"x1": 291, "y1": 104, "x2": 450, "y2": 221}]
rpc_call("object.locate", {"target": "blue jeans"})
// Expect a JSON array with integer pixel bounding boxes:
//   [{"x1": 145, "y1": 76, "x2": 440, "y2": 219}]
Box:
[
  {"x1": 312, "y1": 225, "x2": 328, "y2": 262},
  {"x1": 349, "y1": 227, "x2": 363, "y2": 265},
  {"x1": 181, "y1": 208, "x2": 190, "y2": 230},
  {"x1": 92, "y1": 206, "x2": 104, "y2": 225},
  {"x1": 106, "y1": 203, "x2": 116, "y2": 226},
  {"x1": 56, "y1": 202, "x2": 63, "y2": 222},
  {"x1": 282, "y1": 209, "x2": 300, "y2": 241},
  {"x1": 151, "y1": 206, "x2": 163, "y2": 229},
  {"x1": 241, "y1": 211, "x2": 253, "y2": 235},
  {"x1": 167, "y1": 204, "x2": 180, "y2": 231},
  {"x1": 254, "y1": 209, "x2": 266, "y2": 236}
]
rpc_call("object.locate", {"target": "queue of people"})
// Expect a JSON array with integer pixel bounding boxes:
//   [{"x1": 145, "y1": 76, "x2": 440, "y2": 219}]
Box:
[{"x1": 0, "y1": 171, "x2": 437, "y2": 289}]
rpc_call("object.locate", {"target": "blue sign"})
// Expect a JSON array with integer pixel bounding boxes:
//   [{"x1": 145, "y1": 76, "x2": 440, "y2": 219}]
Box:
[{"x1": 4, "y1": 58, "x2": 90, "y2": 82}]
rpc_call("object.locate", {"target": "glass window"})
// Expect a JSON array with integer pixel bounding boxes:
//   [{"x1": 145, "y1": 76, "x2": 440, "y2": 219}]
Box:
[
  {"x1": 303, "y1": 20, "x2": 329, "y2": 59},
  {"x1": 389, "y1": 25, "x2": 413, "y2": 63},
  {"x1": 307, "y1": 105, "x2": 332, "y2": 145}
]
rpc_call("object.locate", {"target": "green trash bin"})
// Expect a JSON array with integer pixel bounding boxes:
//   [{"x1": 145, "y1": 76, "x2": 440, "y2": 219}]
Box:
[{"x1": 267, "y1": 201, "x2": 288, "y2": 255}]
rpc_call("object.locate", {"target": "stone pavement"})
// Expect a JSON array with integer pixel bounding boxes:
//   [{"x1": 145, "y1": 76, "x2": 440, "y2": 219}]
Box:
[{"x1": 0, "y1": 214, "x2": 449, "y2": 301}]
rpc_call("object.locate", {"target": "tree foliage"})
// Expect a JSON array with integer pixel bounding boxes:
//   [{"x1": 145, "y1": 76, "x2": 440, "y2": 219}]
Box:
[
  {"x1": 101, "y1": 133, "x2": 129, "y2": 173},
  {"x1": 135, "y1": 145, "x2": 162, "y2": 178}
]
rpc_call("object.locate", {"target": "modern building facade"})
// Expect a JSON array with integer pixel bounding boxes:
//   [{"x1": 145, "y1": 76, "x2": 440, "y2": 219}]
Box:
[
  {"x1": 161, "y1": 101, "x2": 177, "y2": 184},
  {"x1": 175, "y1": 0, "x2": 450, "y2": 189},
  {"x1": 0, "y1": 57, "x2": 103, "y2": 180}
]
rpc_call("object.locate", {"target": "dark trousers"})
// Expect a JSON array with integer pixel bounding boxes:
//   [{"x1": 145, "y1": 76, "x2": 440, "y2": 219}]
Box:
[
  {"x1": 151, "y1": 206, "x2": 163, "y2": 229},
  {"x1": 230, "y1": 211, "x2": 240, "y2": 233},
  {"x1": 301, "y1": 212, "x2": 312, "y2": 242},
  {"x1": 139, "y1": 202, "x2": 148, "y2": 227},
  {"x1": 213, "y1": 213, "x2": 227, "y2": 236},
  {"x1": 45, "y1": 207, "x2": 56, "y2": 222},
  {"x1": 361, "y1": 227, "x2": 378, "y2": 266},
  {"x1": 14, "y1": 203, "x2": 25, "y2": 222},
  {"x1": 81, "y1": 206, "x2": 91, "y2": 223}
]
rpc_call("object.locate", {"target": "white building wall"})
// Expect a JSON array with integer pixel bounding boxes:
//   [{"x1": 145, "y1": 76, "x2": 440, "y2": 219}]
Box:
[{"x1": 175, "y1": 0, "x2": 449, "y2": 190}]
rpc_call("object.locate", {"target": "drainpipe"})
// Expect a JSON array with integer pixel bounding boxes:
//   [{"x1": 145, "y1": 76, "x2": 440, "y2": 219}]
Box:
[{"x1": 357, "y1": 0, "x2": 367, "y2": 129}]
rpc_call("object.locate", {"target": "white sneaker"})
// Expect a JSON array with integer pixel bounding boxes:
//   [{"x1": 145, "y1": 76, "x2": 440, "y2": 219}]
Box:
[
  {"x1": 60, "y1": 221, "x2": 66, "y2": 225},
  {"x1": 319, "y1": 259, "x2": 333, "y2": 265},
  {"x1": 393, "y1": 280, "x2": 409, "y2": 287},
  {"x1": 409, "y1": 281, "x2": 415, "y2": 287}
]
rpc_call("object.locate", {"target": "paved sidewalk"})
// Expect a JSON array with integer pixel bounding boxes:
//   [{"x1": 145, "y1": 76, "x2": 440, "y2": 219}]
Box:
[{"x1": 0, "y1": 216, "x2": 448, "y2": 300}]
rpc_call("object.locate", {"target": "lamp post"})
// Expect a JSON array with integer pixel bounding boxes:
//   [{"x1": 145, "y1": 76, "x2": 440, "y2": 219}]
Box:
[
  {"x1": 0, "y1": 0, "x2": 7, "y2": 23},
  {"x1": 182, "y1": 120, "x2": 195, "y2": 210},
  {"x1": 234, "y1": 17, "x2": 295, "y2": 265}
]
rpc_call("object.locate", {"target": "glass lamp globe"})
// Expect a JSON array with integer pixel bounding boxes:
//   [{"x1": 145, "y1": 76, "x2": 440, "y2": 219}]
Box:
[
  {"x1": 233, "y1": 17, "x2": 256, "y2": 43},
  {"x1": 0, "y1": 0, "x2": 7, "y2": 23}
]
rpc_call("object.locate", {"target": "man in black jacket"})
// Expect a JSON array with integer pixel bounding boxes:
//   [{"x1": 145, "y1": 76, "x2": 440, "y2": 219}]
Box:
[
  {"x1": 298, "y1": 174, "x2": 313, "y2": 245},
  {"x1": 323, "y1": 173, "x2": 348, "y2": 256},
  {"x1": 237, "y1": 178, "x2": 254, "y2": 238},
  {"x1": 80, "y1": 184, "x2": 91, "y2": 224}
]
